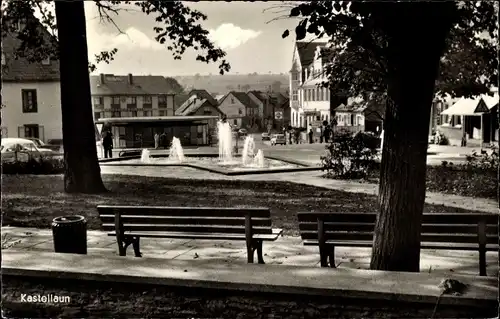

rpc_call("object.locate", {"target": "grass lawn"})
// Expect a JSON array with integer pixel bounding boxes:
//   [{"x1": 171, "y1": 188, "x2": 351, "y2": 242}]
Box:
[
  {"x1": 338, "y1": 166, "x2": 497, "y2": 200},
  {"x1": 1, "y1": 174, "x2": 484, "y2": 236}
]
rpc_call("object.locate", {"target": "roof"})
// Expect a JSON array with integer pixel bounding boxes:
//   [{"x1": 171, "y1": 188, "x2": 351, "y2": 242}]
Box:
[
  {"x1": 441, "y1": 94, "x2": 498, "y2": 116},
  {"x1": 214, "y1": 94, "x2": 225, "y2": 102},
  {"x1": 2, "y1": 20, "x2": 60, "y2": 82},
  {"x1": 248, "y1": 91, "x2": 289, "y2": 107},
  {"x1": 175, "y1": 96, "x2": 212, "y2": 116},
  {"x1": 187, "y1": 89, "x2": 218, "y2": 106},
  {"x1": 296, "y1": 41, "x2": 328, "y2": 67},
  {"x1": 229, "y1": 91, "x2": 259, "y2": 109},
  {"x1": 90, "y1": 74, "x2": 176, "y2": 96},
  {"x1": 1, "y1": 138, "x2": 36, "y2": 145},
  {"x1": 95, "y1": 115, "x2": 219, "y2": 125}
]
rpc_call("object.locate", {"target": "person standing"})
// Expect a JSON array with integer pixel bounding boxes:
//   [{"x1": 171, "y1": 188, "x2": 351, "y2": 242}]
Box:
[
  {"x1": 103, "y1": 130, "x2": 113, "y2": 158},
  {"x1": 154, "y1": 133, "x2": 159, "y2": 149},
  {"x1": 308, "y1": 129, "x2": 314, "y2": 144}
]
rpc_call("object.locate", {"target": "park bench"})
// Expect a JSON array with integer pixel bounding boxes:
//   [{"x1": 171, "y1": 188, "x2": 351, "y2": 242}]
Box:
[
  {"x1": 298, "y1": 212, "x2": 498, "y2": 276},
  {"x1": 98, "y1": 205, "x2": 283, "y2": 264}
]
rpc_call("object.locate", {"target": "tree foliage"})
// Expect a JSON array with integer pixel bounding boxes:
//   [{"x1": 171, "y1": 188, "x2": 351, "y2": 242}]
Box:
[
  {"x1": 1, "y1": 0, "x2": 231, "y2": 74},
  {"x1": 282, "y1": 1, "x2": 498, "y2": 101}
]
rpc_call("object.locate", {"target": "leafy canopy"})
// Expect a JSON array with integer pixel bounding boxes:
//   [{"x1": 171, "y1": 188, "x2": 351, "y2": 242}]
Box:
[
  {"x1": 282, "y1": 1, "x2": 498, "y2": 100},
  {"x1": 1, "y1": 0, "x2": 231, "y2": 74}
]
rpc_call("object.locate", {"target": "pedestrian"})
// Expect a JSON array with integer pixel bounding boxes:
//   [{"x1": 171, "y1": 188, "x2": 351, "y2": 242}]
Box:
[
  {"x1": 160, "y1": 132, "x2": 166, "y2": 148},
  {"x1": 103, "y1": 130, "x2": 113, "y2": 158},
  {"x1": 324, "y1": 126, "x2": 330, "y2": 143},
  {"x1": 288, "y1": 130, "x2": 292, "y2": 145},
  {"x1": 308, "y1": 129, "x2": 314, "y2": 144},
  {"x1": 154, "y1": 133, "x2": 159, "y2": 149}
]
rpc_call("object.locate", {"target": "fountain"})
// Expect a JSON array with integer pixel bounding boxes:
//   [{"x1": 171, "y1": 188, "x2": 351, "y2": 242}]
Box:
[
  {"x1": 140, "y1": 149, "x2": 151, "y2": 163},
  {"x1": 217, "y1": 121, "x2": 233, "y2": 163},
  {"x1": 169, "y1": 137, "x2": 185, "y2": 162},
  {"x1": 253, "y1": 149, "x2": 265, "y2": 167},
  {"x1": 241, "y1": 135, "x2": 255, "y2": 166}
]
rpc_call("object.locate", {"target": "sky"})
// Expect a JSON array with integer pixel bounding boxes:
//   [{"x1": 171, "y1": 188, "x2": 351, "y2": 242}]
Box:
[{"x1": 82, "y1": 1, "x2": 304, "y2": 76}]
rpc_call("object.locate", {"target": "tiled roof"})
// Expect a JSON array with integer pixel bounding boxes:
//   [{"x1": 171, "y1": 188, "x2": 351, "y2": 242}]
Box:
[
  {"x1": 188, "y1": 89, "x2": 218, "y2": 106},
  {"x1": 175, "y1": 96, "x2": 208, "y2": 116},
  {"x1": 2, "y1": 23, "x2": 60, "y2": 82},
  {"x1": 90, "y1": 74, "x2": 176, "y2": 96},
  {"x1": 296, "y1": 41, "x2": 328, "y2": 68},
  {"x1": 230, "y1": 91, "x2": 259, "y2": 109}
]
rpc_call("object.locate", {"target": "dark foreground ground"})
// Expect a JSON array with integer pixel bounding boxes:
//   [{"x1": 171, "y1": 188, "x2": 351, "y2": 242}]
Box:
[
  {"x1": 1, "y1": 174, "x2": 486, "y2": 236},
  {"x1": 2, "y1": 276, "x2": 496, "y2": 319}
]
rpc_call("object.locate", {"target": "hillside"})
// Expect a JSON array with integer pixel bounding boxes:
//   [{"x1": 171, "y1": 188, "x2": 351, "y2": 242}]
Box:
[{"x1": 172, "y1": 73, "x2": 289, "y2": 95}]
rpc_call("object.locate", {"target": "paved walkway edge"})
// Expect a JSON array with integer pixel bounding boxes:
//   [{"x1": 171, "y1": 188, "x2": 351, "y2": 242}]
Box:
[{"x1": 2, "y1": 250, "x2": 497, "y2": 308}]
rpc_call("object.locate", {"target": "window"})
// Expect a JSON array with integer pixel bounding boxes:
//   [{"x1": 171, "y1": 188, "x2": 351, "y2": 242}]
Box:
[
  {"x1": 41, "y1": 57, "x2": 50, "y2": 65},
  {"x1": 158, "y1": 95, "x2": 167, "y2": 107},
  {"x1": 292, "y1": 72, "x2": 298, "y2": 81},
  {"x1": 203, "y1": 106, "x2": 212, "y2": 115},
  {"x1": 351, "y1": 114, "x2": 355, "y2": 126},
  {"x1": 292, "y1": 90, "x2": 298, "y2": 101},
  {"x1": 326, "y1": 89, "x2": 330, "y2": 101},
  {"x1": 143, "y1": 96, "x2": 152, "y2": 105},
  {"x1": 143, "y1": 110, "x2": 152, "y2": 116},
  {"x1": 22, "y1": 89, "x2": 37, "y2": 113},
  {"x1": 231, "y1": 97, "x2": 236, "y2": 104},
  {"x1": 131, "y1": 111, "x2": 138, "y2": 117},
  {"x1": 312, "y1": 89, "x2": 316, "y2": 101},
  {"x1": 234, "y1": 119, "x2": 238, "y2": 125},
  {"x1": 94, "y1": 112, "x2": 101, "y2": 120},
  {"x1": 112, "y1": 96, "x2": 121, "y2": 106},
  {"x1": 112, "y1": 111, "x2": 120, "y2": 118},
  {"x1": 93, "y1": 96, "x2": 103, "y2": 106},
  {"x1": 316, "y1": 115, "x2": 321, "y2": 121},
  {"x1": 126, "y1": 96, "x2": 137, "y2": 105},
  {"x1": 24, "y1": 124, "x2": 39, "y2": 138},
  {"x1": 159, "y1": 110, "x2": 166, "y2": 116},
  {"x1": 238, "y1": 109, "x2": 243, "y2": 115},
  {"x1": 319, "y1": 88, "x2": 324, "y2": 101},
  {"x1": 1, "y1": 53, "x2": 5, "y2": 65}
]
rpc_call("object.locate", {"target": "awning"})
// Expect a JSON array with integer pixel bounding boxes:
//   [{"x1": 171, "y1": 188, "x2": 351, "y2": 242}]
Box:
[{"x1": 440, "y1": 97, "x2": 486, "y2": 116}]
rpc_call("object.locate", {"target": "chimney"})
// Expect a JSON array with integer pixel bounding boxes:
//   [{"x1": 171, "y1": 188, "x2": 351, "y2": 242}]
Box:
[
  {"x1": 127, "y1": 73, "x2": 133, "y2": 85},
  {"x1": 100, "y1": 73, "x2": 105, "y2": 84}
]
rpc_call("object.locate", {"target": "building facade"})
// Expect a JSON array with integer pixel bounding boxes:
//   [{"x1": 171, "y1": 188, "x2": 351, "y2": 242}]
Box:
[
  {"x1": 2, "y1": 27, "x2": 62, "y2": 142},
  {"x1": 217, "y1": 91, "x2": 259, "y2": 128},
  {"x1": 90, "y1": 74, "x2": 176, "y2": 120},
  {"x1": 289, "y1": 41, "x2": 332, "y2": 130}
]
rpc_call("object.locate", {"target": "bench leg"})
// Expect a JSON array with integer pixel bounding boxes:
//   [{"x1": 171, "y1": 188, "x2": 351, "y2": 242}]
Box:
[
  {"x1": 319, "y1": 245, "x2": 328, "y2": 267},
  {"x1": 117, "y1": 238, "x2": 127, "y2": 256},
  {"x1": 246, "y1": 240, "x2": 254, "y2": 263},
  {"x1": 479, "y1": 245, "x2": 486, "y2": 276},
  {"x1": 255, "y1": 240, "x2": 265, "y2": 264},
  {"x1": 132, "y1": 237, "x2": 142, "y2": 257},
  {"x1": 327, "y1": 245, "x2": 336, "y2": 268}
]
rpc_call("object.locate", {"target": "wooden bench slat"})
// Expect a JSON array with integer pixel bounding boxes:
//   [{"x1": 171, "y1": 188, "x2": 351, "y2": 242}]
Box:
[
  {"x1": 300, "y1": 231, "x2": 498, "y2": 244},
  {"x1": 297, "y1": 212, "x2": 498, "y2": 224},
  {"x1": 98, "y1": 206, "x2": 271, "y2": 218},
  {"x1": 298, "y1": 222, "x2": 498, "y2": 234},
  {"x1": 106, "y1": 228, "x2": 283, "y2": 241},
  {"x1": 303, "y1": 239, "x2": 499, "y2": 251},
  {"x1": 100, "y1": 215, "x2": 272, "y2": 227},
  {"x1": 102, "y1": 223, "x2": 273, "y2": 234}
]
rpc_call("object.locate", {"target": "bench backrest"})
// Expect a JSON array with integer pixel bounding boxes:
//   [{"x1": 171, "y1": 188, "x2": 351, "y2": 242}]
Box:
[
  {"x1": 297, "y1": 212, "x2": 498, "y2": 245},
  {"x1": 98, "y1": 205, "x2": 273, "y2": 235}
]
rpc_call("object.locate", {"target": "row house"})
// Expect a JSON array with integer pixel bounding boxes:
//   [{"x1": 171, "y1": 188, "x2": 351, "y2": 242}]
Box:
[
  {"x1": 289, "y1": 41, "x2": 333, "y2": 130},
  {"x1": 217, "y1": 91, "x2": 260, "y2": 129},
  {"x1": 2, "y1": 19, "x2": 62, "y2": 142},
  {"x1": 247, "y1": 90, "x2": 290, "y2": 131},
  {"x1": 175, "y1": 89, "x2": 224, "y2": 130},
  {"x1": 90, "y1": 74, "x2": 176, "y2": 120}
]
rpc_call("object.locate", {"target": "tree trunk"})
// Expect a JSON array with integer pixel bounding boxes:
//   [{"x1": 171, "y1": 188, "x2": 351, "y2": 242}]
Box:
[
  {"x1": 370, "y1": 3, "x2": 456, "y2": 272},
  {"x1": 54, "y1": 0, "x2": 107, "y2": 193}
]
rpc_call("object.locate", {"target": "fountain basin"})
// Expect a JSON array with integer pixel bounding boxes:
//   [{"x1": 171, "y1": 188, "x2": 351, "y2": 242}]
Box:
[{"x1": 99, "y1": 154, "x2": 322, "y2": 176}]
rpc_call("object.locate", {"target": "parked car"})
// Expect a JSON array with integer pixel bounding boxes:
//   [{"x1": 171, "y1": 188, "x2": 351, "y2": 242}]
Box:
[
  {"x1": 46, "y1": 138, "x2": 64, "y2": 152},
  {"x1": 1, "y1": 138, "x2": 54, "y2": 163},
  {"x1": 261, "y1": 132, "x2": 270, "y2": 141},
  {"x1": 270, "y1": 134, "x2": 286, "y2": 146},
  {"x1": 25, "y1": 137, "x2": 46, "y2": 148}
]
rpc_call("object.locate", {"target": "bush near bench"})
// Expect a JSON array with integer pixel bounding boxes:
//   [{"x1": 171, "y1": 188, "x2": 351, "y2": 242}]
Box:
[{"x1": 2, "y1": 156, "x2": 64, "y2": 175}]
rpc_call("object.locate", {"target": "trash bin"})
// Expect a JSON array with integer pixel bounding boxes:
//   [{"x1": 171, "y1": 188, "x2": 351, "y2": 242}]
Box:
[{"x1": 51, "y1": 215, "x2": 87, "y2": 254}]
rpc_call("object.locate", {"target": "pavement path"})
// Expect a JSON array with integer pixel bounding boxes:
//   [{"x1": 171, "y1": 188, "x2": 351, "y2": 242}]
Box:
[{"x1": 2, "y1": 226, "x2": 498, "y2": 277}]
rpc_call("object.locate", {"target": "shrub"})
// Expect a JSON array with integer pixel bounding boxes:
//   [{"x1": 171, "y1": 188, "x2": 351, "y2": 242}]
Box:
[
  {"x1": 321, "y1": 130, "x2": 378, "y2": 179},
  {"x1": 464, "y1": 147, "x2": 499, "y2": 170},
  {"x1": 434, "y1": 131, "x2": 449, "y2": 145},
  {"x1": 2, "y1": 156, "x2": 64, "y2": 175}
]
